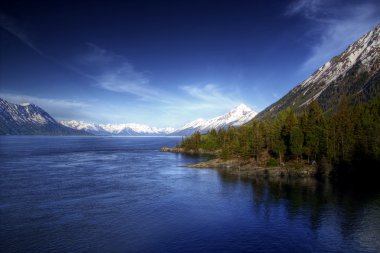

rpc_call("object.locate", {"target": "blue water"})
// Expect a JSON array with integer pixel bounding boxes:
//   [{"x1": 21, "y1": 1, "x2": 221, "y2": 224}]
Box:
[{"x1": 1, "y1": 136, "x2": 380, "y2": 253}]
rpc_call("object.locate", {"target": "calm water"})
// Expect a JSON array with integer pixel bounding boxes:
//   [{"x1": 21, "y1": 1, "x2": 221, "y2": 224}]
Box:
[{"x1": 1, "y1": 136, "x2": 380, "y2": 253}]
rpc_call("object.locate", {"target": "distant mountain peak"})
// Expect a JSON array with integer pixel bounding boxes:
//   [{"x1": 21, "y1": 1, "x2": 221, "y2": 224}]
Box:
[
  {"x1": 232, "y1": 103, "x2": 251, "y2": 111},
  {"x1": 227, "y1": 104, "x2": 254, "y2": 117},
  {"x1": 172, "y1": 104, "x2": 257, "y2": 136},
  {"x1": 61, "y1": 120, "x2": 176, "y2": 136},
  {"x1": 61, "y1": 104, "x2": 257, "y2": 136}
]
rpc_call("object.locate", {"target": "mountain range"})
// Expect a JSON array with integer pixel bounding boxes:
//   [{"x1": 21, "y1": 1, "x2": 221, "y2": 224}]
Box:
[
  {"x1": 0, "y1": 98, "x2": 257, "y2": 136},
  {"x1": 0, "y1": 98, "x2": 88, "y2": 135},
  {"x1": 60, "y1": 120, "x2": 175, "y2": 136},
  {"x1": 1, "y1": 24, "x2": 379, "y2": 136},
  {"x1": 255, "y1": 23, "x2": 380, "y2": 119},
  {"x1": 60, "y1": 104, "x2": 257, "y2": 136}
]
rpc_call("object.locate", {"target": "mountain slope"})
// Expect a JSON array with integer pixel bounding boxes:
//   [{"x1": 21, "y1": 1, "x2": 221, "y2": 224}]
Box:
[
  {"x1": 62, "y1": 104, "x2": 257, "y2": 136},
  {"x1": 60, "y1": 120, "x2": 175, "y2": 136},
  {"x1": 255, "y1": 23, "x2": 380, "y2": 120},
  {"x1": 0, "y1": 98, "x2": 89, "y2": 135},
  {"x1": 172, "y1": 104, "x2": 257, "y2": 136}
]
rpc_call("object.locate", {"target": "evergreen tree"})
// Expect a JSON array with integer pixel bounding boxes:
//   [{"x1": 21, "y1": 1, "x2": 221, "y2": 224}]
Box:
[
  {"x1": 290, "y1": 126, "x2": 303, "y2": 160},
  {"x1": 251, "y1": 121, "x2": 264, "y2": 162},
  {"x1": 333, "y1": 96, "x2": 355, "y2": 162},
  {"x1": 178, "y1": 95, "x2": 380, "y2": 174},
  {"x1": 303, "y1": 100, "x2": 325, "y2": 161},
  {"x1": 271, "y1": 116, "x2": 286, "y2": 164}
]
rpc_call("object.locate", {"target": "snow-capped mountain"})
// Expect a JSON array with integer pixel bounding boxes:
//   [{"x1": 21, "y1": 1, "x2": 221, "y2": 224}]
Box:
[
  {"x1": 0, "y1": 98, "x2": 88, "y2": 135},
  {"x1": 1, "y1": 97, "x2": 256, "y2": 136},
  {"x1": 61, "y1": 104, "x2": 257, "y2": 136},
  {"x1": 60, "y1": 120, "x2": 175, "y2": 136},
  {"x1": 256, "y1": 23, "x2": 380, "y2": 119},
  {"x1": 59, "y1": 120, "x2": 110, "y2": 135},
  {"x1": 101, "y1": 123, "x2": 175, "y2": 135},
  {"x1": 172, "y1": 104, "x2": 257, "y2": 136}
]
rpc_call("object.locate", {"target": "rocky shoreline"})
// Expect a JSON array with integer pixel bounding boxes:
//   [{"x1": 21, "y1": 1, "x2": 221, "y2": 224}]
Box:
[
  {"x1": 184, "y1": 158, "x2": 316, "y2": 179},
  {"x1": 160, "y1": 147, "x2": 218, "y2": 156},
  {"x1": 160, "y1": 147, "x2": 317, "y2": 179}
]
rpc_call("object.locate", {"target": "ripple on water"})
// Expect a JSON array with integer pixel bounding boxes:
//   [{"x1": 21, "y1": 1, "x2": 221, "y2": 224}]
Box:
[{"x1": 1, "y1": 136, "x2": 380, "y2": 253}]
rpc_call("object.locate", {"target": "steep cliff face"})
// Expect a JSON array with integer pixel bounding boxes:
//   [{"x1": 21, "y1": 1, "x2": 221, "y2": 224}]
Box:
[
  {"x1": 0, "y1": 98, "x2": 88, "y2": 135},
  {"x1": 256, "y1": 24, "x2": 380, "y2": 119}
]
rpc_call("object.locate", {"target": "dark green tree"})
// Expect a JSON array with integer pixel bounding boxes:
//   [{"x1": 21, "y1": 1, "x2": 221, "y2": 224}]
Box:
[{"x1": 290, "y1": 126, "x2": 303, "y2": 160}]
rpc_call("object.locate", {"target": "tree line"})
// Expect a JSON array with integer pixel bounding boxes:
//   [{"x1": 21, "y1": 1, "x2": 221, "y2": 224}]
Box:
[{"x1": 180, "y1": 96, "x2": 380, "y2": 175}]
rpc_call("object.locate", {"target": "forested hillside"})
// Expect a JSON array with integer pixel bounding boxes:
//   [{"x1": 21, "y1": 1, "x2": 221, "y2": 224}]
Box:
[{"x1": 180, "y1": 96, "x2": 380, "y2": 177}]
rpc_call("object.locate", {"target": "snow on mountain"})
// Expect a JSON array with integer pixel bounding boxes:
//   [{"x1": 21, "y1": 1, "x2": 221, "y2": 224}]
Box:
[
  {"x1": 62, "y1": 104, "x2": 257, "y2": 136},
  {"x1": 99, "y1": 123, "x2": 175, "y2": 135},
  {"x1": 176, "y1": 118, "x2": 207, "y2": 132},
  {"x1": 297, "y1": 24, "x2": 380, "y2": 106},
  {"x1": 61, "y1": 120, "x2": 101, "y2": 131},
  {"x1": 301, "y1": 30, "x2": 376, "y2": 90},
  {"x1": 172, "y1": 104, "x2": 257, "y2": 136},
  {"x1": 255, "y1": 23, "x2": 380, "y2": 120},
  {"x1": 0, "y1": 98, "x2": 56, "y2": 125},
  {"x1": 206, "y1": 104, "x2": 257, "y2": 129},
  {"x1": 61, "y1": 120, "x2": 175, "y2": 136},
  {"x1": 0, "y1": 98, "x2": 88, "y2": 135}
]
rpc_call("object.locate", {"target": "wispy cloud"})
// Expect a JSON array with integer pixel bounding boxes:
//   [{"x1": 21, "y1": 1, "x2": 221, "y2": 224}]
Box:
[
  {"x1": 181, "y1": 84, "x2": 236, "y2": 106},
  {"x1": 0, "y1": 13, "x2": 87, "y2": 76},
  {"x1": 75, "y1": 43, "x2": 163, "y2": 100},
  {"x1": 0, "y1": 14, "x2": 159, "y2": 101},
  {"x1": 286, "y1": 0, "x2": 380, "y2": 72},
  {"x1": 96, "y1": 62, "x2": 152, "y2": 96},
  {"x1": 78, "y1": 43, "x2": 115, "y2": 66},
  {"x1": 285, "y1": 0, "x2": 329, "y2": 21},
  {"x1": 180, "y1": 84, "x2": 239, "y2": 110},
  {"x1": 0, "y1": 14, "x2": 248, "y2": 126},
  {"x1": 74, "y1": 43, "x2": 245, "y2": 112},
  {"x1": 0, "y1": 13, "x2": 47, "y2": 58}
]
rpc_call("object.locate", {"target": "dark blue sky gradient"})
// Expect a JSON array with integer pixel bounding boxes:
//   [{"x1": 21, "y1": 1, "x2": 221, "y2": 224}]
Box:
[{"x1": 1, "y1": 0, "x2": 379, "y2": 127}]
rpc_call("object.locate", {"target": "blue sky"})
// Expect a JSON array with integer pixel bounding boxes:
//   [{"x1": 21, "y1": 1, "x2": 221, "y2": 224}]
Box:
[{"x1": 0, "y1": 0, "x2": 379, "y2": 127}]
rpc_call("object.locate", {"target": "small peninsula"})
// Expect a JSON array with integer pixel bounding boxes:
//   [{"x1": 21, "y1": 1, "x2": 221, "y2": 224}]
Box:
[
  {"x1": 161, "y1": 147, "x2": 317, "y2": 179},
  {"x1": 162, "y1": 95, "x2": 380, "y2": 181}
]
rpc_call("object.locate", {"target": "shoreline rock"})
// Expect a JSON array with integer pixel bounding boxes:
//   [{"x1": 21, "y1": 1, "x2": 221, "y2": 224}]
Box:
[
  {"x1": 160, "y1": 147, "x2": 217, "y2": 156},
  {"x1": 183, "y1": 158, "x2": 317, "y2": 179},
  {"x1": 160, "y1": 147, "x2": 317, "y2": 179}
]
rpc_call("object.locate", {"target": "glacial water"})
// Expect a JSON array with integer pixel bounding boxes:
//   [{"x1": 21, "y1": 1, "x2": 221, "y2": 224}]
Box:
[{"x1": 1, "y1": 136, "x2": 379, "y2": 253}]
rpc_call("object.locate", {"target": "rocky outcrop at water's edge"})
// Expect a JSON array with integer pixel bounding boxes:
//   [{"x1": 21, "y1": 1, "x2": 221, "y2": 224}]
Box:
[
  {"x1": 161, "y1": 148, "x2": 317, "y2": 179},
  {"x1": 160, "y1": 147, "x2": 217, "y2": 156}
]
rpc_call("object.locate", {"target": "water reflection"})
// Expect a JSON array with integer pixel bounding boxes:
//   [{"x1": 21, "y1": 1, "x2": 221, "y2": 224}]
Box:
[
  {"x1": 217, "y1": 171, "x2": 380, "y2": 252},
  {"x1": 2, "y1": 136, "x2": 380, "y2": 253}
]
